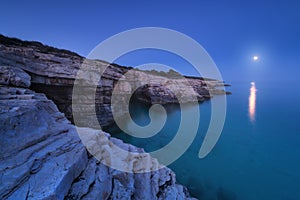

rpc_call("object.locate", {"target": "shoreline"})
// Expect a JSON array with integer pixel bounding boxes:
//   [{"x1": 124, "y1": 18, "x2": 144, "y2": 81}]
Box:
[{"x1": 0, "y1": 34, "x2": 230, "y2": 199}]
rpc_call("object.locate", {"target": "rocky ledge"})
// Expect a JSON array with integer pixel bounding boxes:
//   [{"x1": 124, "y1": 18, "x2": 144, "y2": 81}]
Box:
[
  {"x1": 0, "y1": 66, "x2": 196, "y2": 199},
  {"x1": 0, "y1": 34, "x2": 229, "y2": 128},
  {"x1": 0, "y1": 35, "x2": 230, "y2": 200}
]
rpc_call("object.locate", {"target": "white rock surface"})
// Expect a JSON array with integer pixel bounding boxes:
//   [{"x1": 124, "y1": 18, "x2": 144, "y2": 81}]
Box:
[{"x1": 0, "y1": 67, "x2": 196, "y2": 199}]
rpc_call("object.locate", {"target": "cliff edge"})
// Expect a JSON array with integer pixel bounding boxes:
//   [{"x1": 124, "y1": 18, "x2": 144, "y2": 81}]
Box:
[
  {"x1": 0, "y1": 35, "x2": 203, "y2": 199},
  {"x1": 0, "y1": 35, "x2": 229, "y2": 199},
  {"x1": 0, "y1": 34, "x2": 228, "y2": 128},
  {"x1": 0, "y1": 65, "x2": 196, "y2": 199}
]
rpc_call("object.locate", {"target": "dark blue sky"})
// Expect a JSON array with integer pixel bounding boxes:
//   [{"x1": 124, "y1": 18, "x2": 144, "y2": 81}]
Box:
[{"x1": 1, "y1": 0, "x2": 299, "y2": 82}]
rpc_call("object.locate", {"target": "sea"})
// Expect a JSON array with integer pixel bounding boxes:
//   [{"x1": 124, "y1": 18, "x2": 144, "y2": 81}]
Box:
[{"x1": 106, "y1": 80, "x2": 300, "y2": 200}]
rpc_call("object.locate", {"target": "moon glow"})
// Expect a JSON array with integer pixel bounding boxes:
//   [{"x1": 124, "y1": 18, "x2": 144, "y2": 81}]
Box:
[{"x1": 253, "y1": 56, "x2": 259, "y2": 61}]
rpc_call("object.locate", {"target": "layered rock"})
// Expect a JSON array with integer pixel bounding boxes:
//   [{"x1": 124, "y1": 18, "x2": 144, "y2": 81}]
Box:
[
  {"x1": 0, "y1": 35, "x2": 229, "y2": 199},
  {"x1": 0, "y1": 66, "x2": 196, "y2": 199},
  {"x1": 0, "y1": 34, "x2": 229, "y2": 128}
]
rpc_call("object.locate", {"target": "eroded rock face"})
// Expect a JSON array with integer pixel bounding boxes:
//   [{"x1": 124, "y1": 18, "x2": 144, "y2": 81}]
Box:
[
  {"x1": 0, "y1": 34, "x2": 228, "y2": 128},
  {"x1": 0, "y1": 35, "x2": 229, "y2": 199},
  {"x1": 0, "y1": 67, "x2": 196, "y2": 199}
]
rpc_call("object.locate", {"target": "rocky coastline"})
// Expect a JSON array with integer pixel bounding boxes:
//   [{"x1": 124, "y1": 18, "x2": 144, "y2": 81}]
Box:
[{"x1": 0, "y1": 35, "x2": 229, "y2": 199}]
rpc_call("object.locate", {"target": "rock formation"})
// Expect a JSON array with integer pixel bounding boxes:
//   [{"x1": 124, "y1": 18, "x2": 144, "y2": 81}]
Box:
[
  {"x1": 0, "y1": 34, "x2": 228, "y2": 128},
  {"x1": 0, "y1": 66, "x2": 196, "y2": 199},
  {"x1": 0, "y1": 35, "x2": 229, "y2": 199}
]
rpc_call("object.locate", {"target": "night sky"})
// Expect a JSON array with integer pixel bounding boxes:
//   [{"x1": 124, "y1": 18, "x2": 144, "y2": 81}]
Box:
[{"x1": 1, "y1": 0, "x2": 299, "y2": 82}]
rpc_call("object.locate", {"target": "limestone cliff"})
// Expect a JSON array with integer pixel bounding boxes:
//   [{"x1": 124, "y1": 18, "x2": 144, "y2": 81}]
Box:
[
  {"x1": 0, "y1": 35, "x2": 229, "y2": 200},
  {"x1": 0, "y1": 34, "x2": 228, "y2": 128},
  {"x1": 0, "y1": 66, "x2": 196, "y2": 199}
]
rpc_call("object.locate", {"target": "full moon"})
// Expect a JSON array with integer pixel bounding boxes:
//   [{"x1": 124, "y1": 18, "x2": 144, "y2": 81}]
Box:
[{"x1": 253, "y1": 56, "x2": 259, "y2": 61}]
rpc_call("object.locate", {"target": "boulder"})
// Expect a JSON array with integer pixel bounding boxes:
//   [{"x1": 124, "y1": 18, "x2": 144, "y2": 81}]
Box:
[{"x1": 0, "y1": 66, "x2": 31, "y2": 88}]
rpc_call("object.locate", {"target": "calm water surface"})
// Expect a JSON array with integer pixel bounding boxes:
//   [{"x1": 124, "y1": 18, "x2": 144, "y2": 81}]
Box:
[{"x1": 108, "y1": 81, "x2": 300, "y2": 200}]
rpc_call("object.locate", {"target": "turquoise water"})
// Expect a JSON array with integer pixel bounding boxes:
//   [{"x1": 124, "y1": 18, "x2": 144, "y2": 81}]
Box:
[{"x1": 108, "y1": 81, "x2": 300, "y2": 200}]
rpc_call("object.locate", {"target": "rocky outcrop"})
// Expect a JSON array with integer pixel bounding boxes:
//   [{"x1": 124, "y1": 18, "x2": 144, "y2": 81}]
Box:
[
  {"x1": 0, "y1": 34, "x2": 228, "y2": 128},
  {"x1": 0, "y1": 66, "x2": 196, "y2": 199},
  {"x1": 0, "y1": 35, "x2": 229, "y2": 199}
]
